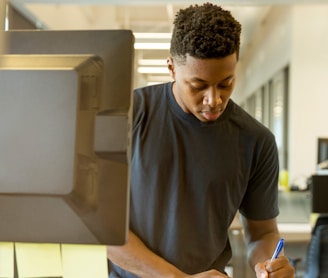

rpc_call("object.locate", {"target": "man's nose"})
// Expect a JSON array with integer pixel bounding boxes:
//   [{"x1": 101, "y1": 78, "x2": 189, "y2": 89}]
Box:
[{"x1": 203, "y1": 88, "x2": 222, "y2": 107}]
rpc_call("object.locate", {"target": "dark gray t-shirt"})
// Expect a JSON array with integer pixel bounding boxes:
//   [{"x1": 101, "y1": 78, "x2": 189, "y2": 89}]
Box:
[{"x1": 109, "y1": 82, "x2": 279, "y2": 277}]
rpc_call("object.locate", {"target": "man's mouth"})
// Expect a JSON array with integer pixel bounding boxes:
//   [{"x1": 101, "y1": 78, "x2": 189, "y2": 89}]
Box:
[{"x1": 201, "y1": 109, "x2": 222, "y2": 121}]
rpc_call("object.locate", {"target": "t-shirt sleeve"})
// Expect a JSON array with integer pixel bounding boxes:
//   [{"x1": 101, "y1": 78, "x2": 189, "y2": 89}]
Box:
[{"x1": 239, "y1": 131, "x2": 280, "y2": 220}]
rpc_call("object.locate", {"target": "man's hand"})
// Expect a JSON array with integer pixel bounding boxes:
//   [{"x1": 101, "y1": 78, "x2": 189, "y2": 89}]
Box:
[{"x1": 255, "y1": 256, "x2": 294, "y2": 278}]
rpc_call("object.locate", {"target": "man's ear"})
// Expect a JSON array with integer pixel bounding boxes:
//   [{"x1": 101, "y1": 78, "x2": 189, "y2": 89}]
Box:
[{"x1": 167, "y1": 57, "x2": 175, "y2": 79}]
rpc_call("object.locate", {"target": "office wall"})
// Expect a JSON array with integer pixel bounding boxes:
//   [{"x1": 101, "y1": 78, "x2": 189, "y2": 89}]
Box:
[
  {"x1": 234, "y1": 5, "x2": 328, "y2": 186},
  {"x1": 289, "y1": 5, "x2": 328, "y2": 183},
  {"x1": 234, "y1": 6, "x2": 291, "y2": 101}
]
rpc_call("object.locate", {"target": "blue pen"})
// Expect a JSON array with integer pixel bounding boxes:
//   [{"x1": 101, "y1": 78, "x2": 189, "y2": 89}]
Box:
[{"x1": 270, "y1": 238, "x2": 284, "y2": 261}]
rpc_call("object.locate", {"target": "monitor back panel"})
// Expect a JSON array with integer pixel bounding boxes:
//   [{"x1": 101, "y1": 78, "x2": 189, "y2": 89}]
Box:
[{"x1": 0, "y1": 30, "x2": 134, "y2": 245}]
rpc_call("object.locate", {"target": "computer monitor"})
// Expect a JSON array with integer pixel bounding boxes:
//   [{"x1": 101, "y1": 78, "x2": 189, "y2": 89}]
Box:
[
  {"x1": 311, "y1": 175, "x2": 328, "y2": 213},
  {"x1": 0, "y1": 30, "x2": 134, "y2": 245},
  {"x1": 318, "y1": 137, "x2": 328, "y2": 164}
]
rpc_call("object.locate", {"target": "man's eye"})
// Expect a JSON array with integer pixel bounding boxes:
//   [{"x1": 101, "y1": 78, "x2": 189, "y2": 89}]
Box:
[
  {"x1": 190, "y1": 85, "x2": 206, "y2": 91},
  {"x1": 218, "y1": 84, "x2": 230, "y2": 89},
  {"x1": 218, "y1": 80, "x2": 233, "y2": 89}
]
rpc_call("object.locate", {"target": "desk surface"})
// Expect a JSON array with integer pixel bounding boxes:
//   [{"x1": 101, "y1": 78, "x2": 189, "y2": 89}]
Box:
[{"x1": 278, "y1": 191, "x2": 312, "y2": 241}]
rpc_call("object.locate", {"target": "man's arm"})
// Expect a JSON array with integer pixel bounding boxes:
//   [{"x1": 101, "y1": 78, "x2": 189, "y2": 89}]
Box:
[
  {"x1": 107, "y1": 230, "x2": 184, "y2": 278},
  {"x1": 241, "y1": 216, "x2": 281, "y2": 267},
  {"x1": 240, "y1": 216, "x2": 294, "y2": 277},
  {"x1": 107, "y1": 230, "x2": 229, "y2": 278}
]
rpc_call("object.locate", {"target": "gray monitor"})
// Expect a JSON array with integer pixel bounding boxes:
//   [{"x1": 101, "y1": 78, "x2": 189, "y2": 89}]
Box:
[
  {"x1": 318, "y1": 138, "x2": 328, "y2": 164},
  {"x1": 0, "y1": 30, "x2": 134, "y2": 245}
]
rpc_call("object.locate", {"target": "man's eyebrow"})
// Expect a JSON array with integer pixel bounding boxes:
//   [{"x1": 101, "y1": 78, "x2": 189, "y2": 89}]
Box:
[{"x1": 190, "y1": 75, "x2": 235, "y2": 83}]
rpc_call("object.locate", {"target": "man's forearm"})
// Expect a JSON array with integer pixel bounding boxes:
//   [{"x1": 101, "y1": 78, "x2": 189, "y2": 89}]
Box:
[
  {"x1": 240, "y1": 216, "x2": 282, "y2": 269},
  {"x1": 107, "y1": 230, "x2": 185, "y2": 278},
  {"x1": 246, "y1": 232, "x2": 281, "y2": 268}
]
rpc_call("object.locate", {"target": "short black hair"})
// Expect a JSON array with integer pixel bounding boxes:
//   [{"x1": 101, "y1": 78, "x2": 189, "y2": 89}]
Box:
[{"x1": 170, "y1": 3, "x2": 242, "y2": 63}]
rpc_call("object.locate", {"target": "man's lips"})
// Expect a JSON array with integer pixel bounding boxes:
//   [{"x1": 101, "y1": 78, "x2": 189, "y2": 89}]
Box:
[{"x1": 201, "y1": 109, "x2": 223, "y2": 121}]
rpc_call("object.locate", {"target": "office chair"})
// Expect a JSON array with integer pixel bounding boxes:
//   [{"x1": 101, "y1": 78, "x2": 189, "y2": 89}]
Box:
[{"x1": 304, "y1": 216, "x2": 328, "y2": 278}]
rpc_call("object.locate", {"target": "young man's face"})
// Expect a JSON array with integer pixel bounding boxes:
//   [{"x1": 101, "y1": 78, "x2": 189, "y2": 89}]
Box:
[{"x1": 168, "y1": 53, "x2": 237, "y2": 122}]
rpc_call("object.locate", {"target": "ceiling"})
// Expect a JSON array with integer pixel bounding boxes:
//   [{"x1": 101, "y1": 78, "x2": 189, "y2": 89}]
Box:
[{"x1": 6, "y1": 0, "x2": 328, "y2": 85}]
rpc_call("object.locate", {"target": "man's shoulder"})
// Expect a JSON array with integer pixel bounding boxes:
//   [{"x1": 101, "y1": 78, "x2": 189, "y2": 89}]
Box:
[
  {"x1": 134, "y1": 82, "x2": 171, "y2": 96},
  {"x1": 229, "y1": 100, "x2": 274, "y2": 138},
  {"x1": 133, "y1": 82, "x2": 172, "y2": 113},
  {"x1": 132, "y1": 82, "x2": 172, "y2": 124}
]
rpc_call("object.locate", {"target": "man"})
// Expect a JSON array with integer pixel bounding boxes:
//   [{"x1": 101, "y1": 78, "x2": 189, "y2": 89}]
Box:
[{"x1": 108, "y1": 3, "x2": 294, "y2": 277}]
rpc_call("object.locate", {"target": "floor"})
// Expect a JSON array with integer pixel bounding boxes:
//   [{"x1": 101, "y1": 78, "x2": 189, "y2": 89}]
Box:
[{"x1": 285, "y1": 241, "x2": 309, "y2": 277}]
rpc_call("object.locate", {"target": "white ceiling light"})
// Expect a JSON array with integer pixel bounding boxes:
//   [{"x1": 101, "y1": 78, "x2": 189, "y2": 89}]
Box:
[
  {"x1": 134, "y1": 42, "x2": 170, "y2": 50},
  {"x1": 137, "y1": 67, "x2": 169, "y2": 74},
  {"x1": 134, "y1": 32, "x2": 172, "y2": 39},
  {"x1": 133, "y1": 32, "x2": 171, "y2": 50},
  {"x1": 138, "y1": 59, "x2": 167, "y2": 66}
]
